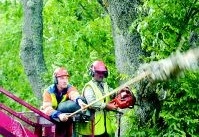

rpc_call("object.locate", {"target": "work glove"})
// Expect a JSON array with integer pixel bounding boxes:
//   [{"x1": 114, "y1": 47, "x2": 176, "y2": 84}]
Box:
[
  {"x1": 58, "y1": 113, "x2": 68, "y2": 122},
  {"x1": 77, "y1": 99, "x2": 87, "y2": 112}
]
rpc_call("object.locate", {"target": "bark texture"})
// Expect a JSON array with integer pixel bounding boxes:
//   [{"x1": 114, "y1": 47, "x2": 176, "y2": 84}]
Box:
[
  {"x1": 20, "y1": 0, "x2": 46, "y2": 101},
  {"x1": 105, "y1": 0, "x2": 144, "y2": 77},
  {"x1": 98, "y1": 0, "x2": 147, "y2": 136}
]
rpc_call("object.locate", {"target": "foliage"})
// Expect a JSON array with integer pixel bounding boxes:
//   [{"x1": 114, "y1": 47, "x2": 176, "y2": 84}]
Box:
[
  {"x1": 0, "y1": 0, "x2": 198, "y2": 136},
  {"x1": 135, "y1": 0, "x2": 199, "y2": 61},
  {"x1": 0, "y1": 0, "x2": 38, "y2": 110},
  {"x1": 126, "y1": 0, "x2": 199, "y2": 136},
  {"x1": 0, "y1": 0, "x2": 118, "y2": 111},
  {"x1": 162, "y1": 72, "x2": 199, "y2": 137},
  {"x1": 42, "y1": 0, "x2": 118, "y2": 91}
]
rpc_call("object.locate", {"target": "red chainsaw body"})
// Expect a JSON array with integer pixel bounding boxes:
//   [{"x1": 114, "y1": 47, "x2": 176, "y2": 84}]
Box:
[{"x1": 109, "y1": 87, "x2": 136, "y2": 109}]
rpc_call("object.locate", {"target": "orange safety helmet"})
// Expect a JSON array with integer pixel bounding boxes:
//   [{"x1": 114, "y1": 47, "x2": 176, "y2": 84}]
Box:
[
  {"x1": 90, "y1": 60, "x2": 108, "y2": 77},
  {"x1": 53, "y1": 67, "x2": 69, "y2": 84}
]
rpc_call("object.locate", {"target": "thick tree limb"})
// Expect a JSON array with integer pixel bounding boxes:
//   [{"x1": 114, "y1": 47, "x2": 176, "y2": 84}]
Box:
[{"x1": 139, "y1": 47, "x2": 199, "y2": 81}]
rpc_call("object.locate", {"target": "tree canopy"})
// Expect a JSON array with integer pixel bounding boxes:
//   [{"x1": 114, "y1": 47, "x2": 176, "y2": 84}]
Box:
[{"x1": 0, "y1": 0, "x2": 198, "y2": 136}]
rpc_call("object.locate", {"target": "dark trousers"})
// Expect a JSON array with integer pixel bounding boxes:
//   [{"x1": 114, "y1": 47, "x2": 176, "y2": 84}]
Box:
[
  {"x1": 55, "y1": 119, "x2": 73, "y2": 137},
  {"x1": 57, "y1": 100, "x2": 81, "y2": 113}
]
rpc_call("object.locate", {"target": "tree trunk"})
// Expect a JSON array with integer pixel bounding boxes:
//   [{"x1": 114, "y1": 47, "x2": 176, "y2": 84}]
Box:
[
  {"x1": 20, "y1": 0, "x2": 46, "y2": 102},
  {"x1": 97, "y1": 0, "x2": 176, "y2": 135},
  {"x1": 106, "y1": 0, "x2": 144, "y2": 77},
  {"x1": 99, "y1": 0, "x2": 149, "y2": 136}
]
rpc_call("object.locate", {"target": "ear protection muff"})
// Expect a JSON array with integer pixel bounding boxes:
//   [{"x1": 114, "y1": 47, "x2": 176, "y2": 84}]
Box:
[
  {"x1": 104, "y1": 70, "x2": 108, "y2": 78},
  {"x1": 88, "y1": 65, "x2": 95, "y2": 77},
  {"x1": 53, "y1": 72, "x2": 58, "y2": 84}
]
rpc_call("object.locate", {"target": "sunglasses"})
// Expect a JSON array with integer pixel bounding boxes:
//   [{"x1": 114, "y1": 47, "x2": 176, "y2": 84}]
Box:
[{"x1": 95, "y1": 71, "x2": 107, "y2": 75}]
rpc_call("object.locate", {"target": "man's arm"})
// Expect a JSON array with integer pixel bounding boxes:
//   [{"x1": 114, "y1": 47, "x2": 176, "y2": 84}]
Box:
[
  {"x1": 67, "y1": 86, "x2": 87, "y2": 109},
  {"x1": 41, "y1": 90, "x2": 63, "y2": 120}
]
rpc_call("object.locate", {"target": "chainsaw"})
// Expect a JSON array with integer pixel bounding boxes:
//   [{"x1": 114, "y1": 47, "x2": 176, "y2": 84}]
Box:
[{"x1": 108, "y1": 87, "x2": 136, "y2": 109}]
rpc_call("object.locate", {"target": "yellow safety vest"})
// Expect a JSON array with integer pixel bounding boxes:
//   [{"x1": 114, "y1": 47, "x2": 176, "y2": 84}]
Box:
[
  {"x1": 78, "y1": 80, "x2": 116, "y2": 136},
  {"x1": 47, "y1": 84, "x2": 69, "y2": 109},
  {"x1": 51, "y1": 93, "x2": 67, "y2": 109}
]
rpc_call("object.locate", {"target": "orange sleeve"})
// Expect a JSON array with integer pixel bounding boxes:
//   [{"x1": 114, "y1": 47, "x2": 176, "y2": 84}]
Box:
[
  {"x1": 67, "y1": 86, "x2": 81, "y2": 101},
  {"x1": 43, "y1": 90, "x2": 52, "y2": 102},
  {"x1": 41, "y1": 90, "x2": 55, "y2": 116}
]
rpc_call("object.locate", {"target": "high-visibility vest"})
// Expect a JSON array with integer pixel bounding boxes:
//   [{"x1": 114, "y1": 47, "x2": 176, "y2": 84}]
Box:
[
  {"x1": 78, "y1": 81, "x2": 116, "y2": 136},
  {"x1": 47, "y1": 84, "x2": 70, "y2": 109}
]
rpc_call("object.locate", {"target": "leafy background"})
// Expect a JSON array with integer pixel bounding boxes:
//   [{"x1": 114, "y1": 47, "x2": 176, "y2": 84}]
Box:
[{"x1": 0, "y1": 0, "x2": 198, "y2": 136}]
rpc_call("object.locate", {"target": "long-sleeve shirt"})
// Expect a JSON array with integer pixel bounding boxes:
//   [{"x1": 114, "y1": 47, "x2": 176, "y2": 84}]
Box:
[
  {"x1": 41, "y1": 84, "x2": 80, "y2": 118},
  {"x1": 83, "y1": 80, "x2": 112, "y2": 110}
]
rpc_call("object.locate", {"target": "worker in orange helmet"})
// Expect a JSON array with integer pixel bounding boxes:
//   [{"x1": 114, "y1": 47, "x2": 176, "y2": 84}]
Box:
[
  {"x1": 41, "y1": 67, "x2": 87, "y2": 122},
  {"x1": 78, "y1": 60, "x2": 118, "y2": 137}
]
